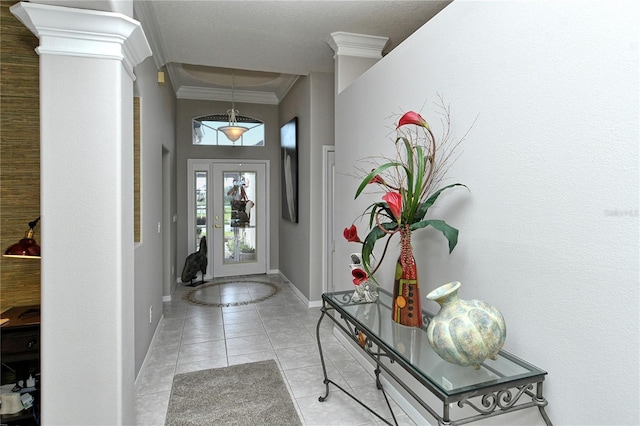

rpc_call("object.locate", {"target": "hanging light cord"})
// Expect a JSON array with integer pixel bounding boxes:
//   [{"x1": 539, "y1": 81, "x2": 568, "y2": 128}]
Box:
[
  {"x1": 29, "y1": 217, "x2": 40, "y2": 230},
  {"x1": 228, "y1": 72, "x2": 239, "y2": 123}
]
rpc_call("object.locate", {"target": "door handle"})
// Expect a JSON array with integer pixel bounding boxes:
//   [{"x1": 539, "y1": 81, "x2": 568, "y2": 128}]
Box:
[{"x1": 214, "y1": 224, "x2": 222, "y2": 228}]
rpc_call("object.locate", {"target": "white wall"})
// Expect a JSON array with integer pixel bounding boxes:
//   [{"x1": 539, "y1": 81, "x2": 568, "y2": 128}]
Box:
[
  {"x1": 308, "y1": 72, "x2": 335, "y2": 301},
  {"x1": 334, "y1": 1, "x2": 639, "y2": 424},
  {"x1": 279, "y1": 76, "x2": 312, "y2": 297},
  {"x1": 133, "y1": 56, "x2": 177, "y2": 374},
  {"x1": 279, "y1": 72, "x2": 334, "y2": 301}
]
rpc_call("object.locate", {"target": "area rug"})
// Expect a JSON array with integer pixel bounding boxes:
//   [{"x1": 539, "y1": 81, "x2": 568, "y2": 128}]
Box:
[{"x1": 165, "y1": 359, "x2": 302, "y2": 426}]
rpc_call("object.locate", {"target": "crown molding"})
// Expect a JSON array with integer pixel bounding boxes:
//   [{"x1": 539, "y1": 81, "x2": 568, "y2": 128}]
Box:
[
  {"x1": 177, "y1": 86, "x2": 280, "y2": 105},
  {"x1": 276, "y1": 74, "x2": 301, "y2": 103},
  {"x1": 10, "y1": 2, "x2": 151, "y2": 80},
  {"x1": 327, "y1": 31, "x2": 389, "y2": 59},
  {"x1": 133, "y1": 0, "x2": 167, "y2": 69},
  {"x1": 175, "y1": 74, "x2": 300, "y2": 105}
]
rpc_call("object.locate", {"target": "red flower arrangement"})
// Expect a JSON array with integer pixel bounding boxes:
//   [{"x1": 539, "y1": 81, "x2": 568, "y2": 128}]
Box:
[
  {"x1": 343, "y1": 224, "x2": 361, "y2": 243},
  {"x1": 344, "y1": 101, "x2": 470, "y2": 280}
]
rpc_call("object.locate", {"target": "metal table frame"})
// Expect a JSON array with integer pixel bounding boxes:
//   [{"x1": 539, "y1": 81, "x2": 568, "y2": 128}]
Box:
[{"x1": 316, "y1": 289, "x2": 553, "y2": 426}]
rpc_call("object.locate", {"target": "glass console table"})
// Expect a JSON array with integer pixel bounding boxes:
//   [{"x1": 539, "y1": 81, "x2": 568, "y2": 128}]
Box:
[{"x1": 316, "y1": 288, "x2": 553, "y2": 426}]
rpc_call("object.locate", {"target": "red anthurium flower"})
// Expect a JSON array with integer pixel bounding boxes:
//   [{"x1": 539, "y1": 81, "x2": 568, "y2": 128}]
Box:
[
  {"x1": 343, "y1": 224, "x2": 361, "y2": 243},
  {"x1": 382, "y1": 192, "x2": 403, "y2": 221},
  {"x1": 369, "y1": 174, "x2": 385, "y2": 185},
  {"x1": 352, "y1": 268, "x2": 368, "y2": 286},
  {"x1": 397, "y1": 111, "x2": 428, "y2": 129}
]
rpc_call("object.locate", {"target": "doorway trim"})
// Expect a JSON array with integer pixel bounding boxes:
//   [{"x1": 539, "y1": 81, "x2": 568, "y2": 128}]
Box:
[
  {"x1": 162, "y1": 147, "x2": 172, "y2": 301},
  {"x1": 322, "y1": 146, "x2": 335, "y2": 294},
  {"x1": 187, "y1": 159, "x2": 270, "y2": 279}
]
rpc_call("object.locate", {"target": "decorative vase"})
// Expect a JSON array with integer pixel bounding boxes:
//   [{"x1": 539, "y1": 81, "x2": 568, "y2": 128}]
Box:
[
  {"x1": 425, "y1": 281, "x2": 506, "y2": 369},
  {"x1": 391, "y1": 226, "x2": 422, "y2": 327}
]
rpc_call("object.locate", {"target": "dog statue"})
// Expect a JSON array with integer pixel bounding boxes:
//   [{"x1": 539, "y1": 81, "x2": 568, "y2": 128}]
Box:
[{"x1": 181, "y1": 236, "x2": 208, "y2": 286}]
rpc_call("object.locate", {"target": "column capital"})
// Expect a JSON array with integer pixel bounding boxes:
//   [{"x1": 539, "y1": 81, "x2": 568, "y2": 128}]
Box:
[
  {"x1": 327, "y1": 31, "x2": 388, "y2": 59},
  {"x1": 10, "y1": 1, "x2": 151, "y2": 79}
]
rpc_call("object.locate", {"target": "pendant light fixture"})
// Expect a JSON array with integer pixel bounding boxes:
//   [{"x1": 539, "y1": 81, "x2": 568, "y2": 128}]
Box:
[
  {"x1": 4, "y1": 217, "x2": 41, "y2": 259},
  {"x1": 219, "y1": 71, "x2": 249, "y2": 143}
]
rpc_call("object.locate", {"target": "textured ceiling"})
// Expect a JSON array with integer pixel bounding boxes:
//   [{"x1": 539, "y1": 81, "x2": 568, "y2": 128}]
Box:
[
  {"x1": 29, "y1": 0, "x2": 451, "y2": 103},
  {"x1": 134, "y1": 0, "x2": 450, "y2": 103}
]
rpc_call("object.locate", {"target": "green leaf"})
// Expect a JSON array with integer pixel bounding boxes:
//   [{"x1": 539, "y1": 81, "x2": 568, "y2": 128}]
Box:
[
  {"x1": 362, "y1": 222, "x2": 397, "y2": 272},
  {"x1": 400, "y1": 138, "x2": 414, "y2": 218},
  {"x1": 415, "y1": 146, "x2": 425, "y2": 196},
  {"x1": 409, "y1": 219, "x2": 459, "y2": 253},
  {"x1": 400, "y1": 137, "x2": 414, "y2": 177},
  {"x1": 366, "y1": 202, "x2": 393, "y2": 229},
  {"x1": 408, "y1": 145, "x2": 425, "y2": 220},
  {"x1": 355, "y1": 162, "x2": 401, "y2": 199},
  {"x1": 358, "y1": 201, "x2": 390, "y2": 224},
  {"x1": 413, "y1": 183, "x2": 467, "y2": 222}
]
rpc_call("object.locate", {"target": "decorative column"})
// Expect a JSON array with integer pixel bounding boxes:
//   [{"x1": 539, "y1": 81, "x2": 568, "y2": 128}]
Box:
[
  {"x1": 10, "y1": 2, "x2": 151, "y2": 424},
  {"x1": 327, "y1": 31, "x2": 388, "y2": 95}
]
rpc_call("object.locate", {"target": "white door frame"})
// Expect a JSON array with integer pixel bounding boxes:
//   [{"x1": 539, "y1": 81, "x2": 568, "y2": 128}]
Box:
[
  {"x1": 322, "y1": 146, "x2": 335, "y2": 294},
  {"x1": 162, "y1": 147, "x2": 172, "y2": 299},
  {"x1": 187, "y1": 159, "x2": 270, "y2": 279}
]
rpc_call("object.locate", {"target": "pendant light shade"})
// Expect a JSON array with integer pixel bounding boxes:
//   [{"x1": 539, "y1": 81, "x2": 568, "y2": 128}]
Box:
[
  {"x1": 219, "y1": 108, "x2": 249, "y2": 142},
  {"x1": 4, "y1": 217, "x2": 41, "y2": 259},
  {"x1": 220, "y1": 71, "x2": 249, "y2": 143}
]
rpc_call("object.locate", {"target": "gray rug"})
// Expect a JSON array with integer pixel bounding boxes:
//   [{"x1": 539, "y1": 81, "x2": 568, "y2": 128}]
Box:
[{"x1": 165, "y1": 360, "x2": 302, "y2": 426}]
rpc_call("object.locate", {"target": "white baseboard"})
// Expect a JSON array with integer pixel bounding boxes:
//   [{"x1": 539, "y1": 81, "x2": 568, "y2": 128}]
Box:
[
  {"x1": 332, "y1": 327, "x2": 431, "y2": 426},
  {"x1": 278, "y1": 270, "x2": 323, "y2": 308},
  {"x1": 135, "y1": 314, "x2": 164, "y2": 384},
  {"x1": 279, "y1": 271, "x2": 307, "y2": 305}
]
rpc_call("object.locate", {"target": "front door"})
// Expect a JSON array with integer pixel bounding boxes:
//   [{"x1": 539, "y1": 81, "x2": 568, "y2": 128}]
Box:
[{"x1": 188, "y1": 160, "x2": 268, "y2": 278}]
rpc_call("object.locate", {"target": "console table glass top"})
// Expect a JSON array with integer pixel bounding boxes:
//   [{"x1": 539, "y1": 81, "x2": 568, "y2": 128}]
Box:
[{"x1": 324, "y1": 288, "x2": 547, "y2": 399}]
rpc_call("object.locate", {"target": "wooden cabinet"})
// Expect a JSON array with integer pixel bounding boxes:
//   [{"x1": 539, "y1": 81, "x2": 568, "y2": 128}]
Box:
[{"x1": 1, "y1": 305, "x2": 40, "y2": 425}]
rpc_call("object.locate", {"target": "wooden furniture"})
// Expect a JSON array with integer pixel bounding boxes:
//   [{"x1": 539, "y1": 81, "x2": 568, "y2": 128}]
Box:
[
  {"x1": 1, "y1": 305, "x2": 40, "y2": 425},
  {"x1": 316, "y1": 290, "x2": 552, "y2": 425}
]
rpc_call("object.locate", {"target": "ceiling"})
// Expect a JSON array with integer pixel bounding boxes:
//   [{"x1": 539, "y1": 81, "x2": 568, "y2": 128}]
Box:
[{"x1": 30, "y1": 0, "x2": 451, "y2": 104}]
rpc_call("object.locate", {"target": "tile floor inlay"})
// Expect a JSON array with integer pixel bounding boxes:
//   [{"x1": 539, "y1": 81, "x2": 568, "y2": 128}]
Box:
[{"x1": 183, "y1": 280, "x2": 280, "y2": 307}]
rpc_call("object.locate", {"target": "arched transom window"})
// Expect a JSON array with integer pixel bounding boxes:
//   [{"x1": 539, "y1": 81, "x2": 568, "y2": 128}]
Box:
[{"x1": 193, "y1": 114, "x2": 265, "y2": 146}]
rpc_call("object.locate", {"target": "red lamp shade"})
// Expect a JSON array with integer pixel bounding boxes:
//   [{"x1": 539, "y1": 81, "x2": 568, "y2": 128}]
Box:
[{"x1": 4, "y1": 217, "x2": 41, "y2": 259}]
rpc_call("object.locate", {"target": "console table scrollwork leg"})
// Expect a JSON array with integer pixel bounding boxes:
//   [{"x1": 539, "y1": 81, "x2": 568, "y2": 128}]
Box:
[
  {"x1": 316, "y1": 307, "x2": 330, "y2": 402},
  {"x1": 439, "y1": 402, "x2": 452, "y2": 426},
  {"x1": 374, "y1": 366, "x2": 382, "y2": 390},
  {"x1": 535, "y1": 382, "x2": 553, "y2": 426},
  {"x1": 376, "y1": 371, "x2": 399, "y2": 425}
]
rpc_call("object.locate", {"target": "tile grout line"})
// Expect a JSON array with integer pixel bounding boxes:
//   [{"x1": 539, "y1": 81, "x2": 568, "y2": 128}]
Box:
[{"x1": 138, "y1": 275, "x2": 408, "y2": 426}]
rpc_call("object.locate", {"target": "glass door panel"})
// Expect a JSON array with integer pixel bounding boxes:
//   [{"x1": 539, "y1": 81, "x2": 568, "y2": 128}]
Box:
[
  {"x1": 223, "y1": 171, "x2": 257, "y2": 265},
  {"x1": 189, "y1": 160, "x2": 267, "y2": 278},
  {"x1": 195, "y1": 171, "x2": 207, "y2": 251},
  {"x1": 187, "y1": 161, "x2": 213, "y2": 280},
  {"x1": 213, "y1": 162, "x2": 266, "y2": 277}
]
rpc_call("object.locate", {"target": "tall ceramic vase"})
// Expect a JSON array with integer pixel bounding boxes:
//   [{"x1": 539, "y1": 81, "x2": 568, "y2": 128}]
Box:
[
  {"x1": 391, "y1": 226, "x2": 422, "y2": 327},
  {"x1": 426, "y1": 281, "x2": 506, "y2": 369}
]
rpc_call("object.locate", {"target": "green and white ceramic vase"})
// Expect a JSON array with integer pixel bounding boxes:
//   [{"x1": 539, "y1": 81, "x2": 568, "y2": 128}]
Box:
[{"x1": 425, "y1": 281, "x2": 506, "y2": 369}]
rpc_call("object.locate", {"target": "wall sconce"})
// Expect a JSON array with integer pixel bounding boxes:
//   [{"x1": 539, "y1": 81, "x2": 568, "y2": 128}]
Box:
[{"x1": 4, "y1": 217, "x2": 41, "y2": 259}]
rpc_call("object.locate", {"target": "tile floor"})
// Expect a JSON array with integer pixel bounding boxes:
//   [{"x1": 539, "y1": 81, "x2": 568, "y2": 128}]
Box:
[{"x1": 134, "y1": 274, "x2": 417, "y2": 425}]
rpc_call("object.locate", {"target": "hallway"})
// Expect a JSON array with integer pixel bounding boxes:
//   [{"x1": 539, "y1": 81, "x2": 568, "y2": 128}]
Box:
[{"x1": 134, "y1": 274, "x2": 416, "y2": 425}]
